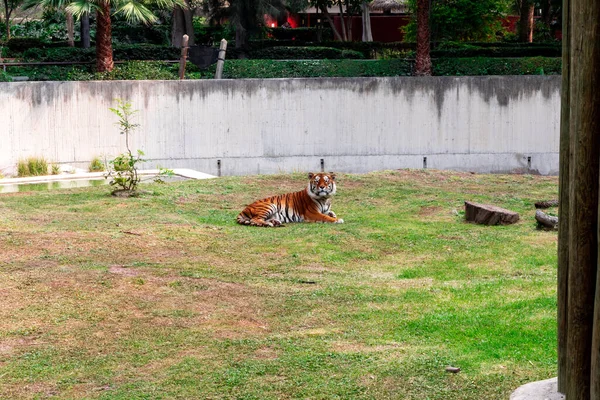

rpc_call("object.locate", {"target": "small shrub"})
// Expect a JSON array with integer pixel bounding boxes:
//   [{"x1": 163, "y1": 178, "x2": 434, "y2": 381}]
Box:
[
  {"x1": 88, "y1": 157, "x2": 105, "y2": 172},
  {"x1": 51, "y1": 164, "x2": 61, "y2": 175},
  {"x1": 0, "y1": 71, "x2": 12, "y2": 82},
  {"x1": 105, "y1": 99, "x2": 172, "y2": 195},
  {"x1": 17, "y1": 157, "x2": 49, "y2": 177}
]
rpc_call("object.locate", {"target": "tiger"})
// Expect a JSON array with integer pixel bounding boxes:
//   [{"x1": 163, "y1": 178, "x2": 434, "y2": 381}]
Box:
[{"x1": 236, "y1": 172, "x2": 344, "y2": 227}]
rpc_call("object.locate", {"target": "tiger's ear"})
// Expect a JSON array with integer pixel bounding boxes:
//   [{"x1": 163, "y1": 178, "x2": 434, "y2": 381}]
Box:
[
  {"x1": 308, "y1": 173, "x2": 315, "y2": 179},
  {"x1": 329, "y1": 172, "x2": 336, "y2": 180}
]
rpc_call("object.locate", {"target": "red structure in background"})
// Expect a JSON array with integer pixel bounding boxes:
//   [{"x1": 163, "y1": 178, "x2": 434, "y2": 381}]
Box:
[
  {"x1": 265, "y1": 13, "x2": 301, "y2": 28},
  {"x1": 285, "y1": 12, "x2": 562, "y2": 42}
]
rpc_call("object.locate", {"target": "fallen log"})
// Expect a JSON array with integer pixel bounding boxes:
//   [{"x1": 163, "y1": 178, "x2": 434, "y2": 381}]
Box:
[
  {"x1": 534, "y1": 199, "x2": 559, "y2": 209},
  {"x1": 464, "y1": 201, "x2": 520, "y2": 225},
  {"x1": 535, "y1": 210, "x2": 558, "y2": 230}
]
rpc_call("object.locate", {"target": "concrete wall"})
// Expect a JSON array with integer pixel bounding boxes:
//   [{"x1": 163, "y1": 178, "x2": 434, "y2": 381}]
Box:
[{"x1": 0, "y1": 76, "x2": 561, "y2": 177}]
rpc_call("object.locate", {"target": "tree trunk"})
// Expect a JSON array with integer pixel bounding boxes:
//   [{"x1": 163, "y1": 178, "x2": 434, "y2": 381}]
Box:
[
  {"x1": 66, "y1": 11, "x2": 75, "y2": 47},
  {"x1": 80, "y1": 12, "x2": 90, "y2": 48},
  {"x1": 541, "y1": 0, "x2": 552, "y2": 25},
  {"x1": 171, "y1": 0, "x2": 195, "y2": 47},
  {"x1": 557, "y1": 0, "x2": 600, "y2": 397},
  {"x1": 518, "y1": 0, "x2": 534, "y2": 42},
  {"x1": 361, "y1": 2, "x2": 372, "y2": 42},
  {"x1": 95, "y1": 1, "x2": 114, "y2": 72},
  {"x1": 183, "y1": 3, "x2": 194, "y2": 45},
  {"x1": 3, "y1": 0, "x2": 10, "y2": 40},
  {"x1": 171, "y1": 6, "x2": 185, "y2": 46},
  {"x1": 235, "y1": 23, "x2": 247, "y2": 53},
  {"x1": 319, "y1": 6, "x2": 344, "y2": 42},
  {"x1": 338, "y1": 0, "x2": 347, "y2": 41},
  {"x1": 415, "y1": 0, "x2": 431, "y2": 76},
  {"x1": 345, "y1": 0, "x2": 352, "y2": 41}
]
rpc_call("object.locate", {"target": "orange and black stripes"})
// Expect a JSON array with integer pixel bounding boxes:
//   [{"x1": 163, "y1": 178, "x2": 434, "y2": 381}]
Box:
[{"x1": 236, "y1": 173, "x2": 342, "y2": 227}]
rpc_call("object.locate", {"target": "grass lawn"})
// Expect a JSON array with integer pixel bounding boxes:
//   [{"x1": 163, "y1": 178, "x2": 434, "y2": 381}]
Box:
[{"x1": 0, "y1": 169, "x2": 558, "y2": 399}]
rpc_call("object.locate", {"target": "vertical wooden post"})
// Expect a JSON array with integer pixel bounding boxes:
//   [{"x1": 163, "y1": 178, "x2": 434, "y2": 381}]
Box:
[
  {"x1": 178, "y1": 34, "x2": 189, "y2": 80},
  {"x1": 215, "y1": 39, "x2": 227, "y2": 80},
  {"x1": 558, "y1": 0, "x2": 600, "y2": 398},
  {"x1": 556, "y1": 0, "x2": 570, "y2": 393}
]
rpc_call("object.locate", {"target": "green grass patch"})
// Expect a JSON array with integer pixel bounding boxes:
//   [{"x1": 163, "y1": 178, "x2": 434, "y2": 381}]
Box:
[{"x1": 0, "y1": 170, "x2": 558, "y2": 399}]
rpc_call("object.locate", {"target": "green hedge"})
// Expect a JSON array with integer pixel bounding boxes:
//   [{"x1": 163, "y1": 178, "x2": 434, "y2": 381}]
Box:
[
  {"x1": 217, "y1": 59, "x2": 412, "y2": 78},
  {"x1": 433, "y1": 57, "x2": 561, "y2": 76},
  {"x1": 266, "y1": 27, "x2": 334, "y2": 42},
  {"x1": 6, "y1": 37, "x2": 47, "y2": 52},
  {"x1": 2, "y1": 57, "x2": 561, "y2": 81},
  {"x1": 250, "y1": 46, "x2": 364, "y2": 60},
  {"x1": 431, "y1": 45, "x2": 561, "y2": 58},
  {"x1": 246, "y1": 40, "x2": 414, "y2": 59},
  {"x1": 22, "y1": 44, "x2": 180, "y2": 62}
]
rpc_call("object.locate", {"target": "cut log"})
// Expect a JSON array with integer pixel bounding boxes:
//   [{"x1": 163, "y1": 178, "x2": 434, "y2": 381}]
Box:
[
  {"x1": 535, "y1": 210, "x2": 559, "y2": 230},
  {"x1": 535, "y1": 199, "x2": 559, "y2": 209},
  {"x1": 464, "y1": 201, "x2": 520, "y2": 225}
]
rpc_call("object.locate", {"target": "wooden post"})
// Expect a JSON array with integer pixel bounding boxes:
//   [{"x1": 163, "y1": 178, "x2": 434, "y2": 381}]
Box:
[
  {"x1": 178, "y1": 34, "x2": 189, "y2": 80},
  {"x1": 558, "y1": 0, "x2": 600, "y2": 398},
  {"x1": 557, "y1": 0, "x2": 570, "y2": 393},
  {"x1": 215, "y1": 39, "x2": 227, "y2": 80}
]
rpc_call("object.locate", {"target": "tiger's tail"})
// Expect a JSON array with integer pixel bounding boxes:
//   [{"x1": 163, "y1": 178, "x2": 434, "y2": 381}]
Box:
[{"x1": 236, "y1": 211, "x2": 252, "y2": 225}]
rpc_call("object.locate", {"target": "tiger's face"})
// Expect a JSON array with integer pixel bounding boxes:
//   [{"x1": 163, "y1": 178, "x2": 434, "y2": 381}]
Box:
[{"x1": 307, "y1": 172, "x2": 337, "y2": 199}]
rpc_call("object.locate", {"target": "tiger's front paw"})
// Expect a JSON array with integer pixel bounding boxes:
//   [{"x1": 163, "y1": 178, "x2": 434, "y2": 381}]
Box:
[{"x1": 335, "y1": 218, "x2": 344, "y2": 224}]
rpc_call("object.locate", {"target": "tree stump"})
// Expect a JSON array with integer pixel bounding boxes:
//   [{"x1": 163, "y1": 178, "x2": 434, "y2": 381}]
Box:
[
  {"x1": 464, "y1": 201, "x2": 520, "y2": 225},
  {"x1": 535, "y1": 199, "x2": 559, "y2": 209},
  {"x1": 535, "y1": 210, "x2": 559, "y2": 230}
]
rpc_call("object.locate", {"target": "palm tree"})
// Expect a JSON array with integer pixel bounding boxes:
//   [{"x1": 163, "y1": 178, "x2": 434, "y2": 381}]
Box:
[
  {"x1": 25, "y1": 0, "x2": 179, "y2": 71},
  {"x1": 66, "y1": 0, "x2": 183, "y2": 72},
  {"x1": 414, "y1": 0, "x2": 431, "y2": 75}
]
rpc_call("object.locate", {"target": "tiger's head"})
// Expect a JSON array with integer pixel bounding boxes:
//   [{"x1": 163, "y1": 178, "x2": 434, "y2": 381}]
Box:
[{"x1": 307, "y1": 172, "x2": 337, "y2": 199}]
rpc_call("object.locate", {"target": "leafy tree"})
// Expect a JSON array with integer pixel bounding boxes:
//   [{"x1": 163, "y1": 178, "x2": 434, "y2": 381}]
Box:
[{"x1": 405, "y1": 0, "x2": 511, "y2": 43}]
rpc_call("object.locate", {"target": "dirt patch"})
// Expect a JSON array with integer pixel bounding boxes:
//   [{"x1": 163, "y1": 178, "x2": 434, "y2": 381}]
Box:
[
  {"x1": 418, "y1": 205, "x2": 443, "y2": 216},
  {"x1": 331, "y1": 341, "x2": 407, "y2": 354},
  {"x1": 253, "y1": 346, "x2": 279, "y2": 360},
  {"x1": 109, "y1": 265, "x2": 140, "y2": 276}
]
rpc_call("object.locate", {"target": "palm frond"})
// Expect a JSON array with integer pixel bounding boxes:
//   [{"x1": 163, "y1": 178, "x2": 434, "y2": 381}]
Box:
[
  {"x1": 140, "y1": 0, "x2": 185, "y2": 10},
  {"x1": 22, "y1": 0, "x2": 68, "y2": 10},
  {"x1": 114, "y1": 0, "x2": 158, "y2": 24},
  {"x1": 66, "y1": 0, "x2": 100, "y2": 19}
]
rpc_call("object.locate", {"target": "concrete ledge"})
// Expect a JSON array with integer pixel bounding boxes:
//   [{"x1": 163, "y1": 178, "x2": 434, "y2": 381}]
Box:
[
  {"x1": 510, "y1": 377, "x2": 564, "y2": 400},
  {"x1": 0, "y1": 168, "x2": 216, "y2": 185}
]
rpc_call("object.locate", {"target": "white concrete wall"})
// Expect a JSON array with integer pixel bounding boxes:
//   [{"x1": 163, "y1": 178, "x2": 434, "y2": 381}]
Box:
[{"x1": 0, "y1": 76, "x2": 561, "y2": 176}]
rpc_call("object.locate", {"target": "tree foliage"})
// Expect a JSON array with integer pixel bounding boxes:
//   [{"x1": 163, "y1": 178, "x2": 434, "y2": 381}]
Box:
[{"x1": 405, "y1": 0, "x2": 512, "y2": 43}]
